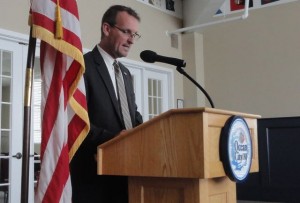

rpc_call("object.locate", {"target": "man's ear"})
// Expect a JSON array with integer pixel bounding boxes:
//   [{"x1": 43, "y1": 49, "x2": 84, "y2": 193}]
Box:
[{"x1": 102, "y1": 23, "x2": 111, "y2": 37}]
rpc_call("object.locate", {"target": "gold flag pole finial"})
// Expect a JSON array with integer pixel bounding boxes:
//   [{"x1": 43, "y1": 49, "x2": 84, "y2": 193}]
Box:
[{"x1": 55, "y1": 0, "x2": 63, "y2": 39}]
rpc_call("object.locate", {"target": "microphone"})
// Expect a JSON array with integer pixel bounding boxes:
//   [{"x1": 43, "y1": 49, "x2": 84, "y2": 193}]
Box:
[
  {"x1": 140, "y1": 50, "x2": 215, "y2": 108},
  {"x1": 140, "y1": 50, "x2": 186, "y2": 68}
]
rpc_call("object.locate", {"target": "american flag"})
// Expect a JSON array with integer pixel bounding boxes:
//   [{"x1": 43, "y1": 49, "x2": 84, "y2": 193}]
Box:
[{"x1": 30, "y1": 0, "x2": 90, "y2": 202}]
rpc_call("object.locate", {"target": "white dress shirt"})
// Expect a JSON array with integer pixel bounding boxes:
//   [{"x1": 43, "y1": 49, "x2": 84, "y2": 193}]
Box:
[{"x1": 96, "y1": 44, "x2": 118, "y2": 98}]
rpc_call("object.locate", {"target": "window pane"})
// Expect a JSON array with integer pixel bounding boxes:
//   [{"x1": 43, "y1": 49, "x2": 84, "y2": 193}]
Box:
[
  {"x1": 0, "y1": 130, "x2": 9, "y2": 153},
  {"x1": 0, "y1": 159, "x2": 9, "y2": 202},
  {"x1": 2, "y1": 51, "x2": 12, "y2": 76},
  {"x1": 0, "y1": 157, "x2": 9, "y2": 185},
  {"x1": 1, "y1": 104, "x2": 10, "y2": 129},
  {"x1": 153, "y1": 80, "x2": 157, "y2": 96},
  {"x1": 153, "y1": 98, "x2": 157, "y2": 114},
  {"x1": 158, "y1": 98, "x2": 162, "y2": 113},
  {"x1": 148, "y1": 97, "x2": 152, "y2": 114},
  {"x1": 148, "y1": 79, "x2": 152, "y2": 96},
  {"x1": 1, "y1": 78, "x2": 11, "y2": 102},
  {"x1": 158, "y1": 80, "x2": 161, "y2": 97}
]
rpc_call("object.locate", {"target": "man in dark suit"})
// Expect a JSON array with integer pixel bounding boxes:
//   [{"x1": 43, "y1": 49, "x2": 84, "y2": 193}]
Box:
[{"x1": 71, "y1": 5, "x2": 143, "y2": 203}]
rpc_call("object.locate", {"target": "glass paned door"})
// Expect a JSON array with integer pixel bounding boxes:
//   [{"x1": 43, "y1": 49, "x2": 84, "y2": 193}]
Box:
[
  {"x1": 143, "y1": 70, "x2": 170, "y2": 121},
  {"x1": 148, "y1": 79, "x2": 163, "y2": 119},
  {"x1": 0, "y1": 38, "x2": 24, "y2": 203},
  {"x1": 0, "y1": 48, "x2": 12, "y2": 203}
]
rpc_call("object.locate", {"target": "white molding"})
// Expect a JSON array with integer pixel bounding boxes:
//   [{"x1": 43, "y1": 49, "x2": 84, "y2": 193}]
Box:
[{"x1": 0, "y1": 28, "x2": 29, "y2": 44}]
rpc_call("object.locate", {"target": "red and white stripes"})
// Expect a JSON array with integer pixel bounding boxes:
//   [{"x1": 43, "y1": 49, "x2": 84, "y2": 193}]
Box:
[{"x1": 31, "y1": 0, "x2": 89, "y2": 202}]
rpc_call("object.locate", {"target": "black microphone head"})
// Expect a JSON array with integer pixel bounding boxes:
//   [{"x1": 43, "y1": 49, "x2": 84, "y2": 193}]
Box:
[{"x1": 140, "y1": 50, "x2": 157, "y2": 63}]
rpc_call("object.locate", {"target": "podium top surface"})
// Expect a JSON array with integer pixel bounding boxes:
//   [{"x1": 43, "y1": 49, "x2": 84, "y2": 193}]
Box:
[{"x1": 100, "y1": 108, "x2": 260, "y2": 147}]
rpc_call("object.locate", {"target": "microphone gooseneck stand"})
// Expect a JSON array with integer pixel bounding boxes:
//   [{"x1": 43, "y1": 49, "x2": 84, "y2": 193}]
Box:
[{"x1": 176, "y1": 66, "x2": 215, "y2": 108}]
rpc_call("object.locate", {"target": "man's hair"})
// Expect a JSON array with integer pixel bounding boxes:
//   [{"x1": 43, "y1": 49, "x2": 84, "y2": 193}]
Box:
[{"x1": 101, "y1": 5, "x2": 140, "y2": 37}]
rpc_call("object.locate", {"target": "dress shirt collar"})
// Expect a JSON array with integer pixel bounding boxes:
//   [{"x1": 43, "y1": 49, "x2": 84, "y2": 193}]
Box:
[{"x1": 96, "y1": 44, "x2": 117, "y2": 68}]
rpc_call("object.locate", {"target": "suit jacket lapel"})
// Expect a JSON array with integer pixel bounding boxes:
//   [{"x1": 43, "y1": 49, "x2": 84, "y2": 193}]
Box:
[{"x1": 91, "y1": 47, "x2": 123, "y2": 123}]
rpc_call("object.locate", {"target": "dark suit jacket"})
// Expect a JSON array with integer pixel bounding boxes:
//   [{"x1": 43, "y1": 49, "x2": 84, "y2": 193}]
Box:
[{"x1": 71, "y1": 46, "x2": 143, "y2": 203}]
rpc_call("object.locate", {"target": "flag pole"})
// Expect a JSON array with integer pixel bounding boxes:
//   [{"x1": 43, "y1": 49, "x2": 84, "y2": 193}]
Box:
[{"x1": 21, "y1": 26, "x2": 36, "y2": 203}]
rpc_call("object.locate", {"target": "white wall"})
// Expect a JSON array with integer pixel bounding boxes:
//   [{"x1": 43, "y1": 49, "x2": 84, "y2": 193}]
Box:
[{"x1": 202, "y1": 1, "x2": 300, "y2": 117}]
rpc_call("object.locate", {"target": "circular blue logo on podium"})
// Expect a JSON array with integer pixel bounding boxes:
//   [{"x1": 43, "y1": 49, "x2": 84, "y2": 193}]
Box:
[{"x1": 220, "y1": 116, "x2": 252, "y2": 182}]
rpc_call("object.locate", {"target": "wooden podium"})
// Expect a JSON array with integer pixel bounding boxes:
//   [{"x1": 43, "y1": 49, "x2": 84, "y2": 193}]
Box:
[{"x1": 97, "y1": 108, "x2": 260, "y2": 203}]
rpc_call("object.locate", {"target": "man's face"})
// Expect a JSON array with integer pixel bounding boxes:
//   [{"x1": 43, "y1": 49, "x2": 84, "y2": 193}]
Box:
[{"x1": 102, "y1": 11, "x2": 140, "y2": 58}]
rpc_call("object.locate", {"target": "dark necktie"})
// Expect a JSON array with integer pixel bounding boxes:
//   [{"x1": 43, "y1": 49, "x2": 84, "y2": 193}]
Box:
[{"x1": 113, "y1": 60, "x2": 133, "y2": 129}]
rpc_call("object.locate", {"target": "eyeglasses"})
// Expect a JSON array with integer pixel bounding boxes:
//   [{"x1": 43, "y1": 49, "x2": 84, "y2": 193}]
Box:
[{"x1": 111, "y1": 24, "x2": 141, "y2": 41}]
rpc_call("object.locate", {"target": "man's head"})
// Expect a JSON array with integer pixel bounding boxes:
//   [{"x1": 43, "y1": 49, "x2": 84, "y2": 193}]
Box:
[{"x1": 99, "y1": 5, "x2": 141, "y2": 59}]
